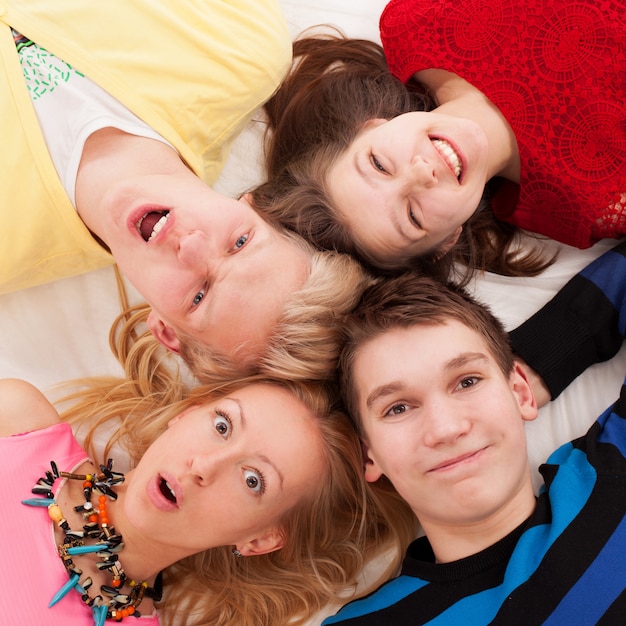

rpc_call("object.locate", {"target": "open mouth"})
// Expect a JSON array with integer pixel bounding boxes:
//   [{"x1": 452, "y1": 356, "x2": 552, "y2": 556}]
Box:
[
  {"x1": 158, "y1": 477, "x2": 177, "y2": 503},
  {"x1": 431, "y1": 138, "x2": 463, "y2": 180},
  {"x1": 137, "y1": 210, "x2": 170, "y2": 242}
]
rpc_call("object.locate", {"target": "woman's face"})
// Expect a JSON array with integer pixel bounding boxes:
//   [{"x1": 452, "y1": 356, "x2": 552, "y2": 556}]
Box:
[
  {"x1": 124, "y1": 384, "x2": 326, "y2": 558},
  {"x1": 327, "y1": 112, "x2": 491, "y2": 266},
  {"x1": 98, "y1": 171, "x2": 310, "y2": 360}
]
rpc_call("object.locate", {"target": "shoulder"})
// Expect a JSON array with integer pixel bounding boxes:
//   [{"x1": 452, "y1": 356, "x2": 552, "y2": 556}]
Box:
[{"x1": 0, "y1": 379, "x2": 60, "y2": 438}]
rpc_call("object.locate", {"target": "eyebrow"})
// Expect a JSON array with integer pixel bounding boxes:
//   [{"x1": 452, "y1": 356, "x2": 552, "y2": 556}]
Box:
[
  {"x1": 354, "y1": 153, "x2": 379, "y2": 194},
  {"x1": 229, "y1": 397, "x2": 285, "y2": 491},
  {"x1": 366, "y1": 381, "x2": 405, "y2": 409},
  {"x1": 444, "y1": 352, "x2": 489, "y2": 371},
  {"x1": 353, "y1": 153, "x2": 413, "y2": 248},
  {"x1": 364, "y1": 351, "x2": 490, "y2": 409}
]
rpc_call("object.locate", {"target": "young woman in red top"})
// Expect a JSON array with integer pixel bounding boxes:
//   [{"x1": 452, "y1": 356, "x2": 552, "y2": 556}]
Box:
[{"x1": 252, "y1": 0, "x2": 625, "y2": 283}]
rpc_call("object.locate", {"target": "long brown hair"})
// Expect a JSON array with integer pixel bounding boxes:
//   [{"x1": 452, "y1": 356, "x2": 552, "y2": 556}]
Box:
[{"x1": 251, "y1": 30, "x2": 555, "y2": 285}]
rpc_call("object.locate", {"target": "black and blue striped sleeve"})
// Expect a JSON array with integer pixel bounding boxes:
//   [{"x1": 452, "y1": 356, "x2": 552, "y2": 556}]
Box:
[{"x1": 509, "y1": 241, "x2": 626, "y2": 399}]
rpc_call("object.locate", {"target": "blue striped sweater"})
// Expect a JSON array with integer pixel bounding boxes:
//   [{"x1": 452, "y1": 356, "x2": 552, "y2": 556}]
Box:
[{"x1": 325, "y1": 241, "x2": 626, "y2": 626}]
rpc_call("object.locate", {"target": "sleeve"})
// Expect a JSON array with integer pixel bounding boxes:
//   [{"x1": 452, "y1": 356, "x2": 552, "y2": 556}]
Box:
[
  {"x1": 509, "y1": 240, "x2": 626, "y2": 399},
  {"x1": 379, "y1": 0, "x2": 435, "y2": 83}
]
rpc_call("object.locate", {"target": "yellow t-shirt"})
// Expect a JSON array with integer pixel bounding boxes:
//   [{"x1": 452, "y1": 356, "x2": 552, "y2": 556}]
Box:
[{"x1": 0, "y1": 0, "x2": 291, "y2": 293}]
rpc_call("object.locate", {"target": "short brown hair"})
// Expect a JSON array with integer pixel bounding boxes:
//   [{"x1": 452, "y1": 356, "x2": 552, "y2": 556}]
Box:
[{"x1": 339, "y1": 273, "x2": 514, "y2": 435}]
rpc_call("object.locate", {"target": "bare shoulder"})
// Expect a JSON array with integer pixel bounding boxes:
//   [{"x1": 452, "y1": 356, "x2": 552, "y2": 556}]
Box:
[{"x1": 0, "y1": 379, "x2": 60, "y2": 438}]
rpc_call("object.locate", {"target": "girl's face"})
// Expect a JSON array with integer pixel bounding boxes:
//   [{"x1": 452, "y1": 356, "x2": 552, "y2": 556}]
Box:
[
  {"x1": 327, "y1": 112, "x2": 491, "y2": 266},
  {"x1": 124, "y1": 384, "x2": 326, "y2": 558},
  {"x1": 99, "y1": 171, "x2": 310, "y2": 359}
]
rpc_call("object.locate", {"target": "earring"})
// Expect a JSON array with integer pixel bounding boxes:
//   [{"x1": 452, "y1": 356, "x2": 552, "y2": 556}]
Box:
[{"x1": 232, "y1": 548, "x2": 243, "y2": 558}]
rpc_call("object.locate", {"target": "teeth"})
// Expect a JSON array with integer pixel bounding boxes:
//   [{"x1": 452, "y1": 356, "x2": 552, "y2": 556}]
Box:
[
  {"x1": 159, "y1": 478, "x2": 177, "y2": 502},
  {"x1": 432, "y1": 139, "x2": 462, "y2": 179},
  {"x1": 164, "y1": 480, "x2": 176, "y2": 501},
  {"x1": 149, "y1": 214, "x2": 169, "y2": 241}
]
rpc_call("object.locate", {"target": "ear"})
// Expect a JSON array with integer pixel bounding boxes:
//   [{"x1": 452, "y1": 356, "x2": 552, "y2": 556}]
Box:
[
  {"x1": 167, "y1": 415, "x2": 181, "y2": 428},
  {"x1": 239, "y1": 192, "x2": 253, "y2": 206},
  {"x1": 237, "y1": 527, "x2": 285, "y2": 557},
  {"x1": 146, "y1": 310, "x2": 182, "y2": 354},
  {"x1": 515, "y1": 357, "x2": 551, "y2": 408},
  {"x1": 433, "y1": 226, "x2": 462, "y2": 260},
  {"x1": 363, "y1": 440, "x2": 384, "y2": 483},
  {"x1": 509, "y1": 361, "x2": 538, "y2": 423}
]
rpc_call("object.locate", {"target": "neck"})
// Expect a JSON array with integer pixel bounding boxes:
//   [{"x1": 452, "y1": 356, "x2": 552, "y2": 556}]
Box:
[
  {"x1": 58, "y1": 462, "x2": 180, "y2": 586},
  {"x1": 416, "y1": 69, "x2": 520, "y2": 182},
  {"x1": 107, "y1": 484, "x2": 190, "y2": 581},
  {"x1": 74, "y1": 127, "x2": 184, "y2": 243},
  {"x1": 419, "y1": 480, "x2": 536, "y2": 564}
]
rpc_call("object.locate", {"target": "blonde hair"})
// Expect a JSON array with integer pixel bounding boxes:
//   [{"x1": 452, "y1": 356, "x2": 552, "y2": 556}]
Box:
[
  {"x1": 111, "y1": 246, "x2": 375, "y2": 386},
  {"x1": 60, "y1": 369, "x2": 416, "y2": 626}
]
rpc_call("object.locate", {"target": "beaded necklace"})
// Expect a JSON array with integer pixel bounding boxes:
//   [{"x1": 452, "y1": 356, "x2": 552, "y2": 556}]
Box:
[{"x1": 22, "y1": 459, "x2": 162, "y2": 625}]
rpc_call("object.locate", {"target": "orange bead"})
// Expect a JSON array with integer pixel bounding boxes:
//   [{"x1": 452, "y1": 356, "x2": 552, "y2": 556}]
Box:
[
  {"x1": 112, "y1": 578, "x2": 122, "y2": 588},
  {"x1": 88, "y1": 513, "x2": 99, "y2": 523},
  {"x1": 48, "y1": 503, "x2": 64, "y2": 523},
  {"x1": 99, "y1": 495, "x2": 107, "y2": 504}
]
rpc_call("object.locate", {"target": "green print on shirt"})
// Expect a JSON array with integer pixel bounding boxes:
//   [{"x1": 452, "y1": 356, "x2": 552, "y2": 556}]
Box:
[{"x1": 17, "y1": 37, "x2": 84, "y2": 101}]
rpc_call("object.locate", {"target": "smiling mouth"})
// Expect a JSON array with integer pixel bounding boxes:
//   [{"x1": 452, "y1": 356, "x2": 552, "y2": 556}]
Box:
[
  {"x1": 137, "y1": 210, "x2": 170, "y2": 242},
  {"x1": 158, "y1": 477, "x2": 177, "y2": 503},
  {"x1": 430, "y1": 449, "x2": 483, "y2": 472},
  {"x1": 432, "y1": 138, "x2": 463, "y2": 180}
]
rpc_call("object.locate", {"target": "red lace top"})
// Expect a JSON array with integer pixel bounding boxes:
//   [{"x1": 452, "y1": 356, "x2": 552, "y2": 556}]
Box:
[{"x1": 380, "y1": 0, "x2": 626, "y2": 248}]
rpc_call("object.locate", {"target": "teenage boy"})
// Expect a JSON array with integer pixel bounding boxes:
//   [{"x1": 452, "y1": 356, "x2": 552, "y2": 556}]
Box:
[{"x1": 324, "y1": 270, "x2": 626, "y2": 625}]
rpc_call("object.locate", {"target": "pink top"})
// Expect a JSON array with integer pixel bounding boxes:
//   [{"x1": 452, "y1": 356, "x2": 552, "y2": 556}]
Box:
[
  {"x1": 380, "y1": 0, "x2": 626, "y2": 249},
  {"x1": 0, "y1": 422, "x2": 160, "y2": 625}
]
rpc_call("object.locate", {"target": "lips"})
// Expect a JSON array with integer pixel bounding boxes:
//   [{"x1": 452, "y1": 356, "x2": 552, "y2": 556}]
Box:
[
  {"x1": 137, "y1": 210, "x2": 170, "y2": 242},
  {"x1": 147, "y1": 474, "x2": 181, "y2": 511},
  {"x1": 431, "y1": 138, "x2": 463, "y2": 180},
  {"x1": 429, "y1": 448, "x2": 484, "y2": 472}
]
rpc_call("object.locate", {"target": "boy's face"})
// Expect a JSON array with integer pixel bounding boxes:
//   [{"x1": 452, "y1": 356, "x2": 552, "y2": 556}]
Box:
[
  {"x1": 352, "y1": 320, "x2": 537, "y2": 533},
  {"x1": 99, "y1": 173, "x2": 309, "y2": 361}
]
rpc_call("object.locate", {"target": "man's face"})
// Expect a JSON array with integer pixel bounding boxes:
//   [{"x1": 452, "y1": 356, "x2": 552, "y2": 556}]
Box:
[
  {"x1": 352, "y1": 320, "x2": 537, "y2": 534},
  {"x1": 97, "y1": 172, "x2": 310, "y2": 361}
]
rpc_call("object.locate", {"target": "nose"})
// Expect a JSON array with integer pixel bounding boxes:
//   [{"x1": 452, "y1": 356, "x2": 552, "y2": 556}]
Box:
[
  {"x1": 422, "y1": 400, "x2": 470, "y2": 448},
  {"x1": 402, "y1": 155, "x2": 437, "y2": 188},
  {"x1": 177, "y1": 231, "x2": 209, "y2": 270},
  {"x1": 189, "y1": 450, "x2": 223, "y2": 486}
]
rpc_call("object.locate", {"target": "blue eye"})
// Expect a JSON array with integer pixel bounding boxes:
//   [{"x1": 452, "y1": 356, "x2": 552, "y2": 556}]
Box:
[
  {"x1": 243, "y1": 468, "x2": 265, "y2": 494},
  {"x1": 214, "y1": 411, "x2": 231, "y2": 438},
  {"x1": 234, "y1": 234, "x2": 249, "y2": 250},
  {"x1": 192, "y1": 290, "x2": 205, "y2": 307}
]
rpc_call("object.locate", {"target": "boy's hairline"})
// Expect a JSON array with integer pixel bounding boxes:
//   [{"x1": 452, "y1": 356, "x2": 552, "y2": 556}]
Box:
[{"x1": 348, "y1": 315, "x2": 515, "y2": 441}]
